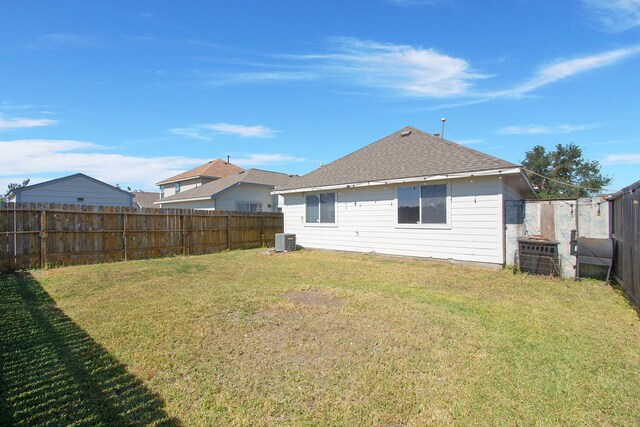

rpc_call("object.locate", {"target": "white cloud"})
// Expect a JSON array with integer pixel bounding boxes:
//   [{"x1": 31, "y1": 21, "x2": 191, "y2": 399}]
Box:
[
  {"x1": 170, "y1": 127, "x2": 211, "y2": 140},
  {"x1": 316, "y1": 37, "x2": 488, "y2": 97},
  {"x1": 0, "y1": 114, "x2": 57, "y2": 130},
  {"x1": 207, "y1": 71, "x2": 317, "y2": 86},
  {"x1": 603, "y1": 153, "x2": 640, "y2": 164},
  {"x1": 35, "y1": 34, "x2": 108, "y2": 49},
  {"x1": 201, "y1": 123, "x2": 278, "y2": 138},
  {"x1": 232, "y1": 153, "x2": 306, "y2": 167},
  {"x1": 497, "y1": 123, "x2": 596, "y2": 135},
  {"x1": 203, "y1": 39, "x2": 638, "y2": 101},
  {"x1": 209, "y1": 37, "x2": 486, "y2": 98},
  {"x1": 0, "y1": 139, "x2": 209, "y2": 191},
  {"x1": 583, "y1": 0, "x2": 640, "y2": 30},
  {"x1": 172, "y1": 123, "x2": 279, "y2": 139},
  {"x1": 0, "y1": 139, "x2": 306, "y2": 191},
  {"x1": 493, "y1": 47, "x2": 640, "y2": 97}
]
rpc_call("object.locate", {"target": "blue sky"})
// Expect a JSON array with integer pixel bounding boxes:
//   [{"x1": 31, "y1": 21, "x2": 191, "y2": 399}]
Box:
[{"x1": 1, "y1": 0, "x2": 639, "y2": 192}]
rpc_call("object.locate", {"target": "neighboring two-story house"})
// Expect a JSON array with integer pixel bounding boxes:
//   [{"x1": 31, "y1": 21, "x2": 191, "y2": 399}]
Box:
[{"x1": 156, "y1": 158, "x2": 243, "y2": 200}]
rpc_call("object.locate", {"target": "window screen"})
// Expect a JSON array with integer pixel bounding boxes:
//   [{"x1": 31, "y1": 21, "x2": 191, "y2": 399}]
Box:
[
  {"x1": 305, "y1": 195, "x2": 320, "y2": 223},
  {"x1": 398, "y1": 186, "x2": 420, "y2": 224},
  {"x1": 421, "y1": 184, "x2": 447, "y2": 224},
  {"x1": 306, "y1": 193, "x2": 335, "y2": 223}
]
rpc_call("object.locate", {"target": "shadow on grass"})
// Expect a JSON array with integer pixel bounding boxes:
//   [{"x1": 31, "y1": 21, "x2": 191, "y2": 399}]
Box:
[{"x1": 0, "y1": 272, "x2": 180, "y2": 426}]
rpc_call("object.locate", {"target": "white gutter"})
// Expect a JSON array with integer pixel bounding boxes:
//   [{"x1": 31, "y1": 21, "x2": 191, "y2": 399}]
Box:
[
  {"x1": 272, "y1": 167, "x2": 523, "y2": 195},
  {"x1": 518, "y1": 168, "x2": 538, "y2": 196},
  {"x1": 153, "y1": 196, "x2": 212, "y2": 205}
]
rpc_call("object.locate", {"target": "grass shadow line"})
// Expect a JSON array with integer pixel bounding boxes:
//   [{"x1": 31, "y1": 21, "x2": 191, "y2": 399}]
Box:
[{"x1": 0, "y1": 272, "x2": 180, "y2": 426}]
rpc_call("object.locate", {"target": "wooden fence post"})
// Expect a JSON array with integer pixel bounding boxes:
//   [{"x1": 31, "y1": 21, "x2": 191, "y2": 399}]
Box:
[
  {"x1": 182, "y1": 214, "x2": 189, "y2": 255},
  {"x1": 227, "y1": 213, "x2": 232, "y2": 250},
  {"x1": 123, "y1": 212, "x2": 128, "y2": 261},
  {"x1": 40, "y1": 210, "x2": 47, "y2": 269}
]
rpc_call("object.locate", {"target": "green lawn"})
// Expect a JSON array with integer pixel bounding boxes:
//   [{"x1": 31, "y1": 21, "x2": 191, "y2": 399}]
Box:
[{"x1": 1, "y1": 249, "x2": 639, "y2": 426}]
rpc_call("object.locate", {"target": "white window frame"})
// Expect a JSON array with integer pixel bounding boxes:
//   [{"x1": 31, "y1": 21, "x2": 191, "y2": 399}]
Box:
[
  {"x1": 159, "y1": 185, "x2": 165, "y2": 199},
  {"x1": 395, "y1": 182, "x2": 451, "y2": 229},
  {"x1": 175, "y1": 183, "x2": 180, "y2": 194},
  {"x1": 304, "y1": 192, "x2": 337, "y2": 227}
]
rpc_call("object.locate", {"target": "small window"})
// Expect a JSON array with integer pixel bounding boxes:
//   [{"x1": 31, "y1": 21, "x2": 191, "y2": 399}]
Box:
[
  {"x1": 77, "y1": 197, "x2": 85, "y2": 203},
  {"x1": 237, "y1": 202, "x2": 261, "y2": 213},
  {"x1": 306, "y1": 192, "x2": 335, "y2": 223},
  {"x1": 397, "y1": 183, "x2": 448, "y2": 225},
  {"x1": 175, "y1": 183, "x2": 180, "y2": 194},
  {"x1": 159, "y1": 185, "x2": 165, "y2": 199}
]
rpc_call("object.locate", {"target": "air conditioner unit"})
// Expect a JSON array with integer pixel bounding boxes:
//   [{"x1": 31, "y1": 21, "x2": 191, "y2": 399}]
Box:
[{"x1": 275, "y1": 233, "x2": 296, "y2": 252}]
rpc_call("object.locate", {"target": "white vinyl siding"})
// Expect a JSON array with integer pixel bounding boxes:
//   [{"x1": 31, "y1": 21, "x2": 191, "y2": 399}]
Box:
[
  {"x1": 13, "y1": 175, "x2": 132, "y2": 207},
  {"x1": 215, "y1": 184, "x2": 276, "y2": 212},
  {"x1": 282, "y1": 176, "x2": 506, "y2": 265},
  {"x1": 159, "y1": 184, "x2": 278, "y2": 212},
  {"x1": 162, "y1": 178, "x2": 211, "y2": 198}
]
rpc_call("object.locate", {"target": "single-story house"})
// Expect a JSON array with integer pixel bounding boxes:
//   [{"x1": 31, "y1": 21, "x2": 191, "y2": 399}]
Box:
[
  {"x1": 132, "y1": 191, "x2": 160, "y2": 209},
  {"x1": 156, "y1": 158, "x2": 243, "y2": 200},
  {"x1": 7, "y1": 173, "x2": 133, "y2": 207},
  {"x1": 156, "y1": 168, "x2": 295, "y2": 212},
  {"x1": 273, "y1": 126, "x2": 536, "y2": 267}
]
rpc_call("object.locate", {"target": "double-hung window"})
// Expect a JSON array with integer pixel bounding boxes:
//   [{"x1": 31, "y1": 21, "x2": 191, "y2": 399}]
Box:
[
  {"x1": 237, "y1": 202, "x2": 261, "y2": 213},
  {"x1": 305, "y1": 192, "x2": 335, "y2": 224},
  {"x1": 397, "y1": 183, "x2": 448, "y2": 225},
  {"x1": 175, "y1": 183, "x2": 181, "y2": 194}
]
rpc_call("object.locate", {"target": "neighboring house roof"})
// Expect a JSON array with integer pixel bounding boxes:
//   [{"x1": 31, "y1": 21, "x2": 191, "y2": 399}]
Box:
[
  {"x1": 276, "y1": 126, "x2": 519, "y2": 192},
  {"x1": 8, "y1": 173, "x2": 133, "y2": 198},
  {"x1": 132, "y1": 191, "x2": 160, "y2": 208},
  {"x1": 158, "y1": 168, "x2": 296, "y2": 204},
  {"x1": 156, "y1": 159, "x2": 243, "y2": 185}
]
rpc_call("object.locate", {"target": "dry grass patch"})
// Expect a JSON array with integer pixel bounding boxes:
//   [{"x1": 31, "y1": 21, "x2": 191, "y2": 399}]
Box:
[{"x1": 1, "y1": 249, "x2": 639, "y2": 426}]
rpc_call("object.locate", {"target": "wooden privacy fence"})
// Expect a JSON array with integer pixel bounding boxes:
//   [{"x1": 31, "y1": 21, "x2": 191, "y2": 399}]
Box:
[
  {"x1": 0, "y1": 202, "x2": 283, "y2": 271},
  {"x1": 609, "y1": 180, "x2": 640, "y2": 310}
]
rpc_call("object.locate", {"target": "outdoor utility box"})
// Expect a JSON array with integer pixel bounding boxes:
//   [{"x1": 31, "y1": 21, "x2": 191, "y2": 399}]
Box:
[
  {"x1": 275, "y1": 233, "x2": 296, "y2": 252},
  {"x1": 517, "y1": 237, "x2": 561, "y2": 276},
  {"x1": 575, "y1": 237, "x2": 614, "y2": 281}
]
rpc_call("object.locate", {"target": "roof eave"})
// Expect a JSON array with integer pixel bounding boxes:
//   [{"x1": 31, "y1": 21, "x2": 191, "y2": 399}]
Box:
[
  {"x1": 273, "y1": 167, "x2": 522, "y2": 195},
  {"x1": 154, "y1": 196, "x2": 213, "y2": 204},
  {"x1": 155, "y1": 174, "x2": 212, "y2": 186}
]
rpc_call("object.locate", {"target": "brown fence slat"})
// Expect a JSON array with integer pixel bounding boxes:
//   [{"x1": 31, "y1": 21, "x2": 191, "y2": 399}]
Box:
[
  {"x1": 0, "y1": 202, "x2": 283, "y2": 271},
  {"x1": 610, "y1": 180, "x2": 640, "y2": 310}
]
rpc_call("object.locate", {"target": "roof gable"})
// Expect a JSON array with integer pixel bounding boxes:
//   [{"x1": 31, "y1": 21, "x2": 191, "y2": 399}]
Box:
[
  {"x1": 156, "y1": 159, "x2": 243, "y2": 185},
  {"x1": 278, "y1": 126, "x2": 517, "y2": 191},
  {"x1": 9, "y1": 173, "x2": 132, "y2": 197}
]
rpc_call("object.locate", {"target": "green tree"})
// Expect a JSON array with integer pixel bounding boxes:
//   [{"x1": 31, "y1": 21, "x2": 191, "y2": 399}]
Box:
[
  {"x1": 2, "y1": 179, "x2": 30, "y2": 201},
  {"x1": 522, "y1": 143, "x2": 611, "y2": 199}
]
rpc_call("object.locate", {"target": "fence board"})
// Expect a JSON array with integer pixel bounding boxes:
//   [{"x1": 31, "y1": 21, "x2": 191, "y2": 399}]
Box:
[
  {"x1": 0, "y1": 202, "x2": 283, "y2": 271},
  {"x1": 610, "y1": 180, "x2": 640, "y2": 310}
]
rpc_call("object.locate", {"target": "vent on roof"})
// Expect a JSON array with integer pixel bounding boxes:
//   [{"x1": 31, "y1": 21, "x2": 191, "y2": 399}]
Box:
[{"x1": 400, "y1": 130, "x2": 411, "y2": 137}]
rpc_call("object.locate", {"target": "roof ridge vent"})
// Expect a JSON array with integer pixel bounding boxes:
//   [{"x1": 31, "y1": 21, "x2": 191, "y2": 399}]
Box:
[{"x1": 400, "y1": 130, "x2": 411, "y2": 137}]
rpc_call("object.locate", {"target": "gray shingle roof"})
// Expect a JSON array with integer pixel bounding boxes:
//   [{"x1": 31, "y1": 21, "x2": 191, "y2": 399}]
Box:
[
  {"x1": 132, "y1": 191, "x2": 160, "y2": 208},
  {"x1": 276, "y1": 126, "x2": 517, "y2": 191},
  {"x1": 160, "y1": 169, "x2": 295, "y2": 203}
]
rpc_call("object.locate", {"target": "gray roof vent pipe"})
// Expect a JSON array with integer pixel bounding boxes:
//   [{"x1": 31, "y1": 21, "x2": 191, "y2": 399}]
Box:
[{"x1": 441, "y1": 117, "x2": 446, "y2": 139}]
